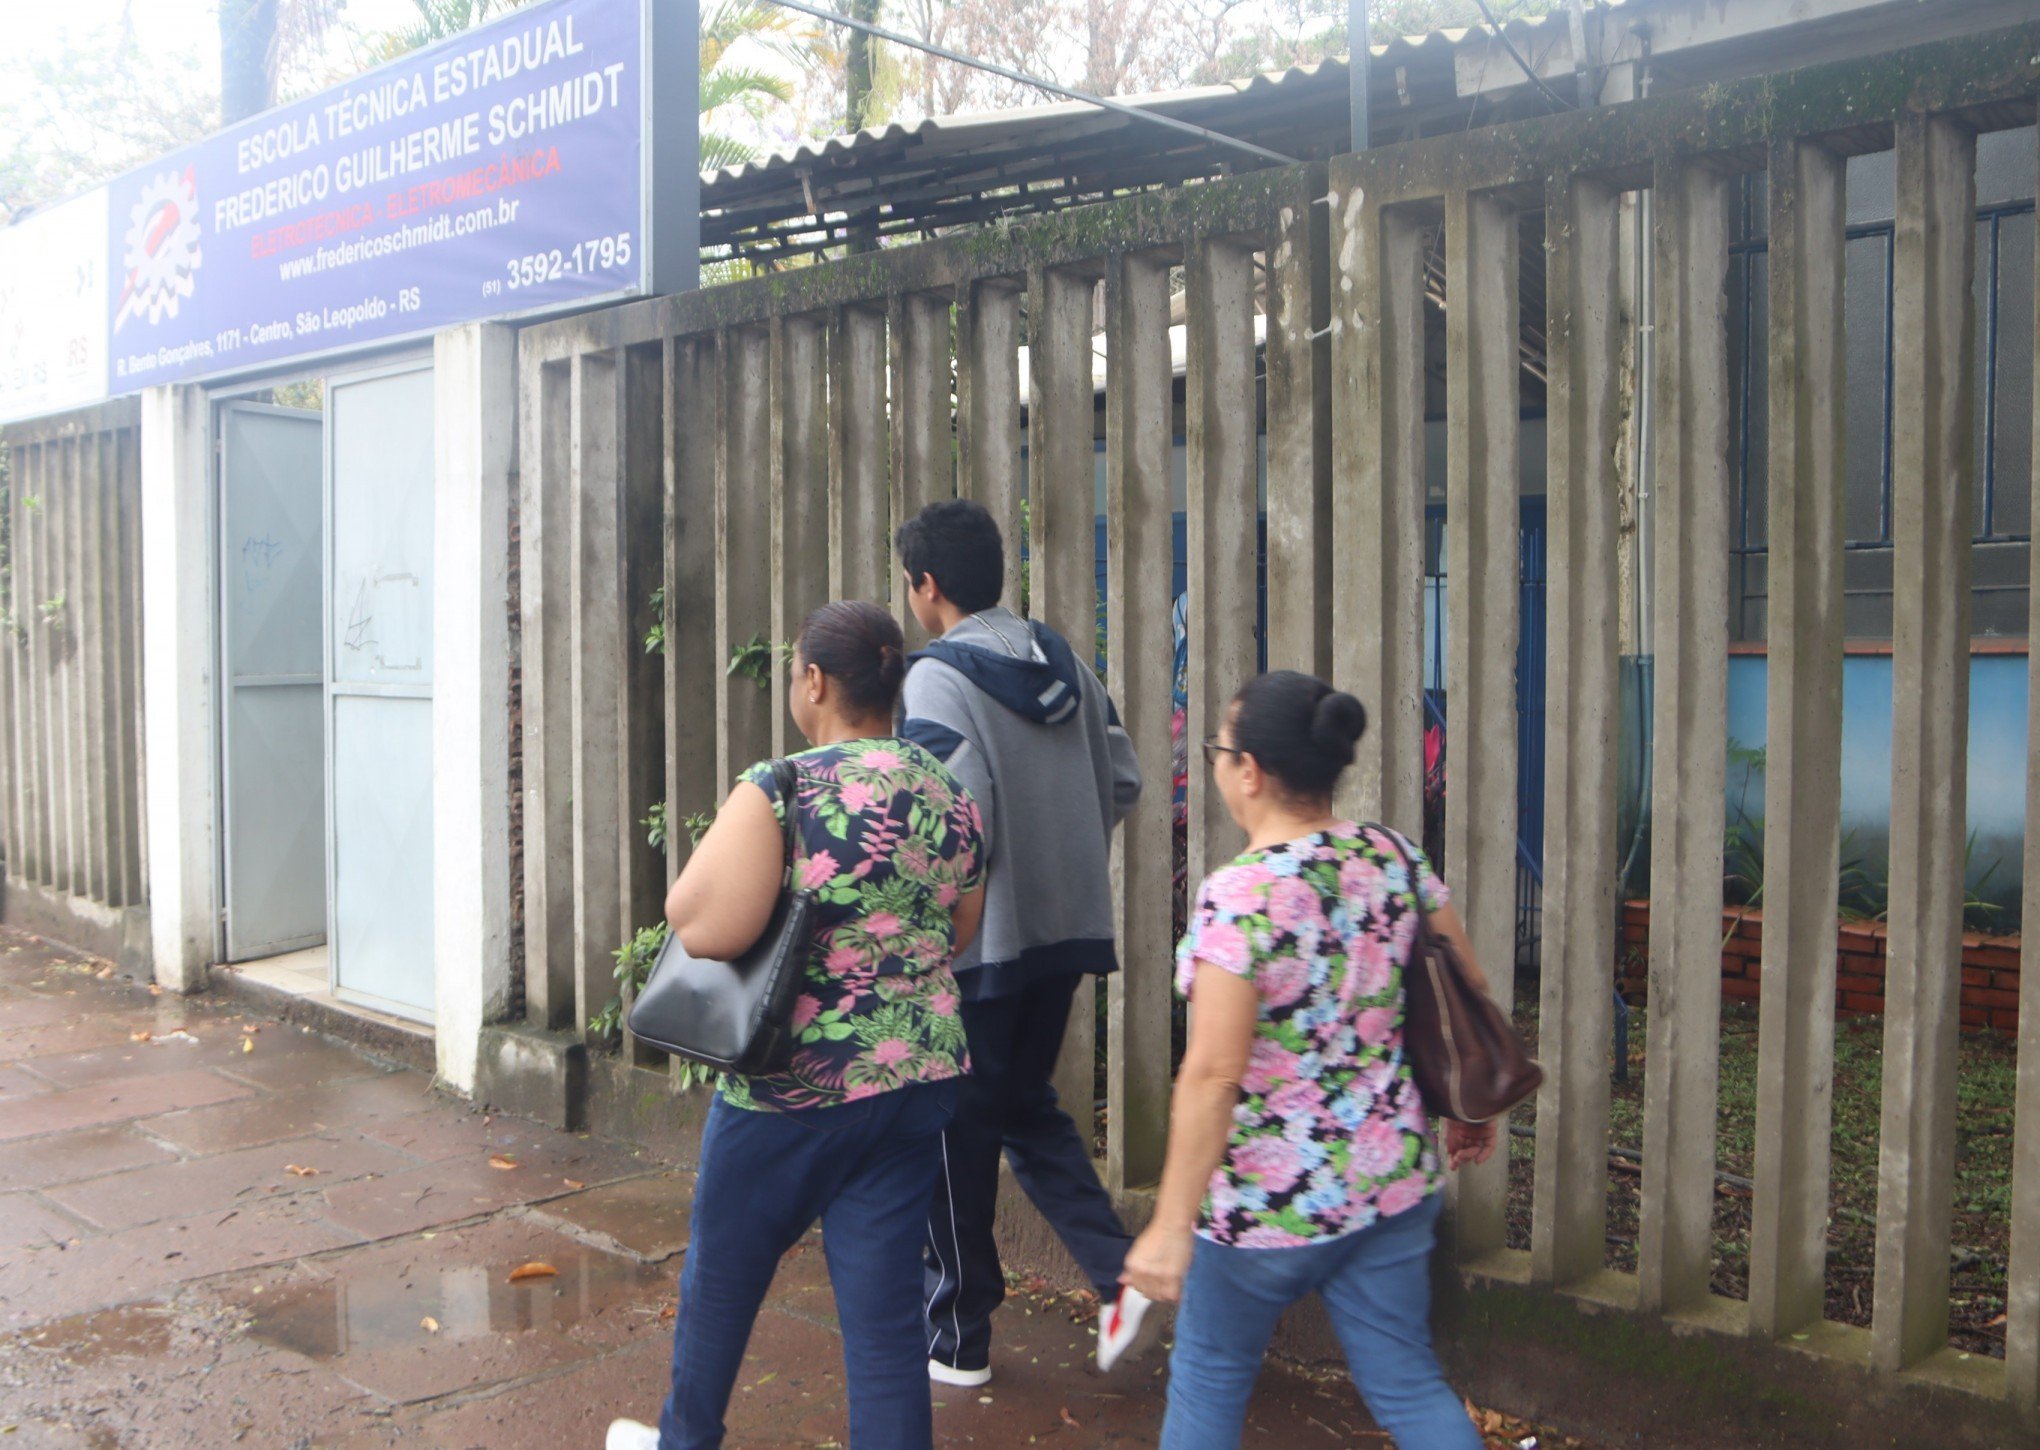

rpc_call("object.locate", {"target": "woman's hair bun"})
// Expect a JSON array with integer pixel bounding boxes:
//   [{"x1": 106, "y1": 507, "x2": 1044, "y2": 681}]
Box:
[
  {"x1": 1310, "y1": 691, "x2": 1366, "y2": 761},
  {"x1": 876, "y1": 642, "x2": 906, "y2": 691}
]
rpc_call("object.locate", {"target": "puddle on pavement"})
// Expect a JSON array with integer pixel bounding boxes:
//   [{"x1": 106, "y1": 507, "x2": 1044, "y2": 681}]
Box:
[
  {"x1": 10, "y1": 1304, "x2": 179, "y2": 1364},
  {"x1": 237, "y1": 1240, "x2": 668, "y2": 1360}
]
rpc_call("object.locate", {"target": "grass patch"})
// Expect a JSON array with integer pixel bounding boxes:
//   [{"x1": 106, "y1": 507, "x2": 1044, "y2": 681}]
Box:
[{"x1": 1506, "y1": 996, "x2": 2016, "y2": 1357}]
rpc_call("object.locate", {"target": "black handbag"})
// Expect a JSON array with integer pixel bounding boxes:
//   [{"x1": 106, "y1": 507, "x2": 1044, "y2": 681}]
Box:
[{"x1": 626, "y1": 760, "x2": 816, "y2": 1075}]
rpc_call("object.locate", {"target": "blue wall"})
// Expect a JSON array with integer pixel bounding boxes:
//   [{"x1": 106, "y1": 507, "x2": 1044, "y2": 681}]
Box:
[{"x1": 1724, "y1": 653, "x2": 2029, "y2": 923}]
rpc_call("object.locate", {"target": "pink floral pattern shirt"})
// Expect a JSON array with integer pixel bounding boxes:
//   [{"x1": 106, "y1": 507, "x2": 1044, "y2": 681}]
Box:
[
  {"x1": 1175, "y1": 823, "x2": 1446, "y2": 1247},
  {"x1": 720, "y1": 738, "x2": 984, "y2": 1113}
]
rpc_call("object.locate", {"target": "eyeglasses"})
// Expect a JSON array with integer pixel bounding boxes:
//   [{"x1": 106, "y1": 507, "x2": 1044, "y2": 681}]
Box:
[{"x1": 1201, "y1": 737, "x2": 1243, "y2": 766}]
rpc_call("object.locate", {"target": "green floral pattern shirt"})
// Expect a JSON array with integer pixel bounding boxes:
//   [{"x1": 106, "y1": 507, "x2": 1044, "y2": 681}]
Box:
[{"x1": 718, "y1": 738, "x2": 985, "y2": 1113}]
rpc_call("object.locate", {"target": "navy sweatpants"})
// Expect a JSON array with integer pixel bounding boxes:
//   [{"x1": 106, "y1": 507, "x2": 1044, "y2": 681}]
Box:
[{"x1": 923, "y1": 971, "x2": 1132, "y2": 1371}]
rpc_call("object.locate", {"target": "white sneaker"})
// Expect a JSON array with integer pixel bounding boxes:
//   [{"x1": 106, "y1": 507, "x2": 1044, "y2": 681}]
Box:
[
  {"x1": 606, "y1": 1418, "x2": 660, "y2": 1450},
  {"x1": 927, "y1": 1357, "x2": 993, "y2": 1387},
  {"x1": 1095, "y1": 1285, "x2": 1160, "y2": 1372}
]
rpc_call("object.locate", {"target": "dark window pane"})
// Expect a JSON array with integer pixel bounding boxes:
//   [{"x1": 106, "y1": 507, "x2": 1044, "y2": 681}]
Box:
[
  {"x1": 1843, "y1": 233, "x2": 1890, "y2": 544},
  {"x1": 1990, "y1": 213, "x2": 2033, "y2": 540}
]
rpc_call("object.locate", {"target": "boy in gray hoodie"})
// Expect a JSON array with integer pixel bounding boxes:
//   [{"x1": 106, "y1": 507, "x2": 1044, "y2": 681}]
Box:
[{"x1": 896, "y1": 499, "x2": 1150, "y2": 1386}]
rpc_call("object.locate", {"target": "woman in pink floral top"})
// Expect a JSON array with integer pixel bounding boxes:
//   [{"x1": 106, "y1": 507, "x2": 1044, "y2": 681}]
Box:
[
  {"x1": 1121, "y1": 670, "x2": 1496, "y2": 1450},
  {"x1": 611, "y1": 602, "x2": 985, "y2": 1450}
]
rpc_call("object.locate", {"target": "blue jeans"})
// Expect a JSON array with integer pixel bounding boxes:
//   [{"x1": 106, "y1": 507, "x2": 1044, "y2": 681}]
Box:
[
  {"x1": 1161, "y1": 1193, "x2": 1479, "y2": 1450},
  {"x1": 659, "y1": 1080, "x2": 957, "y2": 1450}
]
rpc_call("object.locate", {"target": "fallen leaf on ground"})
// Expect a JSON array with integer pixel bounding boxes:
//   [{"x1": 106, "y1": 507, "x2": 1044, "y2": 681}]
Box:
[
  {"x1": 659, "y1": 1305, "x2": 677, "y2": 1321},
  {"x1": 508, "y1": 1262, "x2": 558, "y2": 1283},
  {"x1": 562, "y1": 1178, "x2": 585, "y2": 1190},
  {"x1": 1059, "y1": 1407, "x2": 1081, "y2": 1429},
  {"x1": 129, "y1": 1031, "x2": 151, "y2": 1043},
  {"x1": 284, "y1": 1165, "x2": 319, "y2": 1177},
  {"x1": 241, "y1": 1038, "x2": 254, "y2": 1053},
  {"x1": 420, "y1": 1317, "x2": 440, "y2": 1333},
  {"x1": 487, "y1": 1155, "x2": 518, "y2": 1171},
  {"x1": 1987, "y1": 1313, "x2": 2008, "y2": 1328},
  {"x1": 97, "y1": 967, "x2": 113, "y2": 979}
]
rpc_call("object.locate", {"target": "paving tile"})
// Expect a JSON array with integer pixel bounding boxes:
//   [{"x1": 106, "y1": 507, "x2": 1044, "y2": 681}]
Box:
[
  {"x1": 397, "y1": 1337, "x2": 677, "y2": 1450},
  {"x1": 0, "y1": 1200, "x2": 359, "y2": 1331},
  {"x1": 0, "y1": 1064, "x2": 56, "y2": 1097},
  {"x1": 19, "y1": 1028, "x2": 272, "y2": 1089},
  {"x1": 0, "y1": 1125, "x2": 179, "y2": 1194},
  {"x1": 528, "y1": 1171, "x2": 693, "y2": 1261},
  {"x1": 0, "y1": 990, "x2": 80, "y2": 1031},
  {"x1": 316, "y1": 1137, "x2": 641, "y2": 1242},
  {"x1": 144, "y1": 1070, "x2": 441, "y2": 1155},
  {"x1": 214, "y1": 1030, "x2": 410, "y2": 1092},
  {"x1": 356, "y1": 1108, "x2": 557, "y2": 1163},
  {"x1": 0, "y1": 1194, "x2": 94, "y2": 1252},
  {"x1": 0, "y1": 1070, "x2": 256, "y2": 1144},
  {"x1": 211, "y1": 1219, "x2": 670, "y2": 1405},
  {"x1": 0, "y1": 1298, "x2": 375, "y2": 1450},
  {"x1": 45, "y1": 1133, "x2": 417, "y2": 1231}
]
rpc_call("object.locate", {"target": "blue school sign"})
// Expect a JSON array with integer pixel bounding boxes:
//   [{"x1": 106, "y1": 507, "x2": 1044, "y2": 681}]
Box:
[{"x1": 107, "y1": 0, "x2": 647, "y2": 392}]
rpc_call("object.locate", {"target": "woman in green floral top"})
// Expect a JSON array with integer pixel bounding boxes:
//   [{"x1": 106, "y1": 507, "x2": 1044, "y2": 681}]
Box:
[
  {"x1": 608, "y1": 602, "x2": 985, "y2": 1450},
  {"x1": 1121, "y1": 670, "x2": 1495, "y2": 1450}
]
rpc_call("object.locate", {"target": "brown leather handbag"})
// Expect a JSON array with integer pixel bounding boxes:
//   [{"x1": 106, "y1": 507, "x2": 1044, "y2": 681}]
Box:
[{"x1": 1375, "y1": 829, "x2": 1544, "y2": 1124}]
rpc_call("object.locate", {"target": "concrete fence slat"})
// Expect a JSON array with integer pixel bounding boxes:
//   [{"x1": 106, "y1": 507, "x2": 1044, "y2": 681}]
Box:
[
  {"x1": 1, "y1": 456, "x2": 20, "y2": 885},
  {"x1": 889, "y1": 292, "x2": 956, "y2": 651},
  {"x1": 955, "y1": 279, "x2": 1024, "y2": 614},
  {"x1": 2008, "y1": 120, "x2": 2040, "y2": 1415},
  {"x1": 1030, "y1": 262, "x2": 1102, "y2": 1143},
  {"x1": 1749, "y1": 138, "x2": 1849, "y2": 1342},
  {"x1": 771, "y1": 317, "x2": 832, "y2": 762},
  {"x1": 57, "y1": 436, "x2": 82, "y2": 898},
  {"x1": 1264, "y1": 168, "x2": 1333, "y2": 681},
  {"x1": 1328, "y1": 178, "x2": 1426, "y2": 831},
  {"x1": 1874, "y1": 111, "x2": 1978, "y2": 1375},
  {"x1": 1638, "y1": 157, "x2": 1733, "y2": 1319},
  {"x1": 663, "y1": 336, "x2": 721, "y2": 1085},
  {"x1": 828, "y1": 307, "x2": 891, "y2": 610},
  {"x1": 716, "y1": 329, "x2": 776, "y2": 793},
  {"x1": 1185, "y1": 237, "x2": 1257, "y2": 883},
  {"x1": 120, "y1": 424, "x2": 148, "y2": 906},
  {"x1": 519, "y1": 356, "x2": 577, "y2": 1029},
  {"x1": 82, "y1": 430, "x2": 113, "y2": 908},
  {"x1": 1104, "y1": 248, "x2": 1176, "y2": 1194},
  {"x1": 1441, "y1": 187, "x2": 1523, "y2": 1262},
  {"x1": 569, "y1": 350, "x2": 627, "y2": 1044},
  {"x1": 618, "y1": 343, "x2": 670, "y2": 1065},
  {"x1": 1530, "y1": 173, "x2": 1623, "y2": 1290}
]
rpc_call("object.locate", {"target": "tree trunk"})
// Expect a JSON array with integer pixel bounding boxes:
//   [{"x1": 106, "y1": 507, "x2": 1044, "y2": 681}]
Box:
[
  {"x1": 220, "y1": 0, "x2": 280, "y2": 124},
  {"x1": 844, "y1": 0, "x2": 880, "y2": 132},
  {"x1": 843, "y1": 0, "x2": 882, "y2": 253}
]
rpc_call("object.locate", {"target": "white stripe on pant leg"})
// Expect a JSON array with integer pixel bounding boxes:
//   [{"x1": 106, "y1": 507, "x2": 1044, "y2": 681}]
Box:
[
  {"x1": 936, "y1": 1134, "x2": 967, "y2": 1358},
  {"x1": 924, "y1": 1212, "x2": 948, "y2": 1355}
]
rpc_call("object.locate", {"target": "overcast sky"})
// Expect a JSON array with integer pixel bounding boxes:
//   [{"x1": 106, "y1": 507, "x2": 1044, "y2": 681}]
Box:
[{"x1": 17, "y1": 0, "x2": 424, "y2": 92}]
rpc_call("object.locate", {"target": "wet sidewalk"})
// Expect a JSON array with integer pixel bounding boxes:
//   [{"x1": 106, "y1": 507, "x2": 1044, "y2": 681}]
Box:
[{"x1": 0, "y1": 927, "x2": 1572, "y2": 1448}]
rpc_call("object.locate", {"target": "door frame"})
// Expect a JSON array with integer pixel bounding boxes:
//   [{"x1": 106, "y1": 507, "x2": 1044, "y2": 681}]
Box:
[
  {"x1": 323, "y1": 353, "x2": 436, "y2": 1023},
  {"x1": 205, "y1": 348, "x2": 431, "y2": 985}
]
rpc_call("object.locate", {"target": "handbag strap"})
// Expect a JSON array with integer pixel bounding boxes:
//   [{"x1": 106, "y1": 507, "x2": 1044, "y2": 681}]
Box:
[
  {"x1": 769, "y1": 758, "x2": 802, "y2": 887},
  {"x1": 1365, "y1": 822, "x2": 1435, "y2": 936}
]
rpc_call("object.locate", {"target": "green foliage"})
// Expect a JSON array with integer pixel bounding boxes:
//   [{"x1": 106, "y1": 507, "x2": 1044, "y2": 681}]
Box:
[
  {"x1": 23, "y1": 495, "x2": 42, "y2": 515},
  {"x1": 644, "y1": 586, "x2": 667, "y2": 655},
  {"x1": 37, "y1": 593, "x2": 65, "y2": 622},
  {"x1": 588, "y1": 922, "x2": 669, "y2": 1039},
  {"x1": 642, "y1": 802, "x2": 668, "y2": 852},
  {"x1": 684, "y1": 810, "x2": 717, "y2": 847},
  {"x1": 727, "y1": 634, "x2": 789, "y2": 688}
]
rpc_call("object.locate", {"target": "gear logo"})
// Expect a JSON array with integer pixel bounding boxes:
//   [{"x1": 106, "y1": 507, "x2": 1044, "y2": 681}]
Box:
[{"x1": 115, "y1": 166, "x2": 203, "y2": 332}]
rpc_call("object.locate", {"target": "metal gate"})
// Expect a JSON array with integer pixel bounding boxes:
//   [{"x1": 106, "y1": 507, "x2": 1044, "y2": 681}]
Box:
[
  {"x1": 218, "y1": 401, "x2": 326, "y2": 961},
  {"x1": 326, "y1": 364, "x2": 435, "y2": 1021}
]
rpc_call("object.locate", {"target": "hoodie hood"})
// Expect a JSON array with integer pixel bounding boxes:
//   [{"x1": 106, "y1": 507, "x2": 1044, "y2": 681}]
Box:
[{"x1": 911, "y1": 613, "x2": 1086, "y2": 725}]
